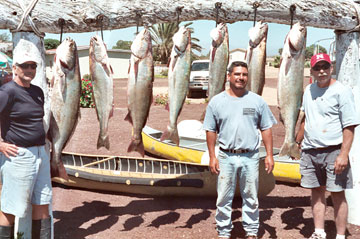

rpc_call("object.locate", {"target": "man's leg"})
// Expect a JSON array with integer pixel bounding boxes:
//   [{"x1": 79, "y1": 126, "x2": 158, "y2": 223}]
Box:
[
  {"x1": 238, "y1": 151, "x2": 259, "y2": 237},
  {"x1": 0, "y1": 212, "x2": 14, "y2": 239},
  {"x1": 32, "y1": 204, "x2": 51, "y2": 239},
  {"x1": 311, "y1": 186, "x2": 326, "y2": 230},
  {"x1": 331, "y1": 191, "x2": 347, "y2": 236},
  {"x1": 215, "y1": 151, "x2": 237, "y2": 238}
]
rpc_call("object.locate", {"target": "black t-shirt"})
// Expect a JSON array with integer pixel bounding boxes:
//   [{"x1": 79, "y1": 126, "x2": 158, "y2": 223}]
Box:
[{"x1": 0, "y1": 80, "x2": 45, "y2": 147}]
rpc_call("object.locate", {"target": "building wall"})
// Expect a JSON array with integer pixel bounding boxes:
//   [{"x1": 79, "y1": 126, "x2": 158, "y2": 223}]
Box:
[{"x1": 45, "y1": 48, "x2": 131, "y2": 80}]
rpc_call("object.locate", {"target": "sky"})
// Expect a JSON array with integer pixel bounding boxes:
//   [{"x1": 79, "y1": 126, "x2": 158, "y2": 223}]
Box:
[{"x1": 0, "y1": 20, "x2": 336, "y2": 56}]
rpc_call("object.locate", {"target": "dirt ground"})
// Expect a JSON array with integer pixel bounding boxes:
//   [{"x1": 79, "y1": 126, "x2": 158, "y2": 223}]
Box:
[{"x1": 52, "y1": 67, "x2": 360, "y2": 239}]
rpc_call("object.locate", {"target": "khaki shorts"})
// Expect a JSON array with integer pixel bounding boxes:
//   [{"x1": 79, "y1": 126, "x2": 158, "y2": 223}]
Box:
[
  {"x1": 0, "y1": 145, "x2": 52, "y2": 217},
  {"x1": 300, "y1": 145, "x2": 353, "y2": 192}
]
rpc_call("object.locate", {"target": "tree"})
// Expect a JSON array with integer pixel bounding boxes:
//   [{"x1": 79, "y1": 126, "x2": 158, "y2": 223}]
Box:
[
  {"x1": 112, "y1": 40, "x2": 132, "y2": 50},
  {"x1": 305, "y1": 44, "x2": 327, "y2": 60},
  {"x1": 0, "y1": 33, "x2": 10, "y2": 42},
  {"x1": 44, "y1": 38, "x2": 60, "y2": 50},
  {"x1": 150, "y1": 22, "x2": 202, "y2": 64}
]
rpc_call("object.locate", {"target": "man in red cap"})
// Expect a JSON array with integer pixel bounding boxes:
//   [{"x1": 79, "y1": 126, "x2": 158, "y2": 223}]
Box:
[{"x1": 295, "y1": 53, "x2": 359, "y2": 239}]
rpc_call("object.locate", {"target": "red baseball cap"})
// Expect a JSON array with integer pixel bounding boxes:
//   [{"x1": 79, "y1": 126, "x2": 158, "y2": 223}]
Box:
[{"x1": 310, "y1": 53, "x2": 331, "y2": 68}]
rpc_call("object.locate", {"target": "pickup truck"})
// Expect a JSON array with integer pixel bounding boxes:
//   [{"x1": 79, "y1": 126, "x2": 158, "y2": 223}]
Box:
[{"x1": 188, "y1": 60, "x2": 209, "y2": 98}]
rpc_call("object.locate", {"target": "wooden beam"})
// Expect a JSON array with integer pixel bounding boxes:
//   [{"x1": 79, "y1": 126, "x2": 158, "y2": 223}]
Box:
[{"x1": 0, "y1": 0, "x2": 359, "y2": 34}]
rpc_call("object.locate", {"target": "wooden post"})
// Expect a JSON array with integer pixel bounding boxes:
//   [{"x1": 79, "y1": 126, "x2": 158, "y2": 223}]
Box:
[
  {"x1": 12, "y1": 32, "x2": 53, "y2": 239},
  {"x1": 335, "y1": 30, "x2": 360, "y2": 226}
]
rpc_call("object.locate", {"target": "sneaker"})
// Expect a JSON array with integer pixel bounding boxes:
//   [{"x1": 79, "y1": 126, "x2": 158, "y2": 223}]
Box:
[{"x1": 309, "y1": 232, "x2": 326, "y2": 239}]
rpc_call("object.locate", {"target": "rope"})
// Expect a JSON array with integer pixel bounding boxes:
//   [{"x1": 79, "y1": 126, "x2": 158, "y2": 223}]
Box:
[
  {"x1": 14, "y1": 0, "x2": 44, "y2": 37},
  {"x1": 290, "y1": 4, "x2": 296, "y2": 29},
  {"x1": 348, "y1": 1, "x2": 360, "y2": 32},
  {"x1": 253, "y1": 2, "x2": 260, "y2": 27},
  {"x1": 215, "y1": 2, "x2": 222, "y2": 27}
]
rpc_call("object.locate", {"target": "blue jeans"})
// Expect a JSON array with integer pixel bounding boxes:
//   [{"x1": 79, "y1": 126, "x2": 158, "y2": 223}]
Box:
[{"x1": 216, "y1": 150, "x2": 260, "y2": 237}]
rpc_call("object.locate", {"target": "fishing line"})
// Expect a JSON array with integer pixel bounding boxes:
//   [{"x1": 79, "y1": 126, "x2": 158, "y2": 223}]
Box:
[
  {"x1": 135, "y1": 11, "x2": 142, "y2": 35},
  {"x1": 253, "y1": 2, "x2": 260, "y2": 27},
  {"x1": 58, "y1": 18, "x2": 65, "y2": 43},
  {"x1": 290, "y1": 4, "x2": 296, "y2": 29},
  {"x1": 96, "y1": 14, "x2": 104, "y2": 41},
  {"x1": 215, "y1": 2, "x2": 222, "y2": 27},
  {"x1": 176, "y1": 6, "x2": 184, "y2": 29}
]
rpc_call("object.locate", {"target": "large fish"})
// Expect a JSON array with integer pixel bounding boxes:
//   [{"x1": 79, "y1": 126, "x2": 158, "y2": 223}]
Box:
[
  {"x1": 49, "y1": 37, "x2": 81, "y2": 180},
  {"x1": 89, "y1": 35, "x2": 114, "y2": 150},
  {"x1": 208, "y1": 23, "x2": 229, "y2": 101},
  {"x1": 246, "y1": 21, "x2": 268, "y2": 95},
  {"x1": 160, "y1": 26, "x2": 191, "y2": 146},
  {"x1": 125, "y1": 28, "x2": 153, "y2": 156},
  {"x1": 277, "y1": 22, "x2": 307, "y2": 159}
]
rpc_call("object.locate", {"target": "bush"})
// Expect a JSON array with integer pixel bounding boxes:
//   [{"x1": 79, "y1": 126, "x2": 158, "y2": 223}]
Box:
[
  {"x1": 80, "y1": 74, "x2": 95, "y2": 108},
  {"x1": 154, "y1": 94, "x2": 169, "y2": 106}
]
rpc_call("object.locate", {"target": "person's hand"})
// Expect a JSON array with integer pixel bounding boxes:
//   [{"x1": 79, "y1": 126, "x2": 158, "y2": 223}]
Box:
[
  {"x1": 209, "y1": 156, "x2": 220, "y2": 175},
  {"x1": 334, "y1": 154, "x2": 348, "y2": 174},
  {"x1": 0, "y1": 142, "x2": 18, "y2": 158},
  {"x1": 264, "y1": 155, "x2": 274, "y2": 174}
]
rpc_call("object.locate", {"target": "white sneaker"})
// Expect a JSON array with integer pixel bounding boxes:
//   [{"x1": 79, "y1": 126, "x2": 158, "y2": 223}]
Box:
[{"x1": 309, "y1": 232, "x2": 326, "y2": 239}]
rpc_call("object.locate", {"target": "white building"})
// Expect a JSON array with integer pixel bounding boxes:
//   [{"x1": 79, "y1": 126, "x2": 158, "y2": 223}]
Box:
[
  {"x1": 229, "y1": 48, "x2": 247, "y2": 65},
  {"x1": 45, "y1": 46, "x2": 131, "y2": 80}
]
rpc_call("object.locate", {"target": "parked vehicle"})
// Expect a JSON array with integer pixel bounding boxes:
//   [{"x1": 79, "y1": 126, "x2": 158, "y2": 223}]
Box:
[{"x1": 188, "y1": 60, "x2": 209, "y2": 98}]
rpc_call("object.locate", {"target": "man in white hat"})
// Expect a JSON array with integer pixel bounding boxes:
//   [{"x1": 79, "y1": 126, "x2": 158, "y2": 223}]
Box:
[{"x1": 0, "y1": 42, "x2": 52, "y2": 239}]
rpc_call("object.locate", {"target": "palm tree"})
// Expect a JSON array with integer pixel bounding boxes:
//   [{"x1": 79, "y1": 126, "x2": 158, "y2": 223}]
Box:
[{"x1": 150, "y1": 22, "x2": 202, "y2": 64}]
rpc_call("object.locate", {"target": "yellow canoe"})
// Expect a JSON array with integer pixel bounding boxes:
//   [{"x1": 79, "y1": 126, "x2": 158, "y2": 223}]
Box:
[
  {"x1": 53, "y1": 151, "x2": 275, "y2": 197},
  {"x1": 142, "y1": 125, "x2": 301, "y2": 183}
]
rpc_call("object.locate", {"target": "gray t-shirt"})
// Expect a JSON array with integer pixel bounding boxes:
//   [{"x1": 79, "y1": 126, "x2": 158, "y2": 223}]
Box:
[
  {"x1": 301, "y1": 81, "x2": 359, "y2": 149},
  {"x1": 203, "y1": 91, "x2": 277, "y2": 151}
]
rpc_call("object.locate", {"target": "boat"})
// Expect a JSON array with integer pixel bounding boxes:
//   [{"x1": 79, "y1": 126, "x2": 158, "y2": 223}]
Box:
[
  {"x1": 142, "y1": 124, "x2": 301, "y2": 183},
  {"x1": 52, "y1": 151, "x2": 275, "y2": 197}
]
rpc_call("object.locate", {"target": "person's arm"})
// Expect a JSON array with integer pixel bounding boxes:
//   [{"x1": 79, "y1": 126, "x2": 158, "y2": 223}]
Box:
[
  {"x1": 261, "y1": 128, "x2": 274, "y2": 174},
  {"x1": 206, "y1": 130, "x2": 219, "y2": 175},
  {"x1": 334, "y1": 125, "x2": 355, "y2": 174}
]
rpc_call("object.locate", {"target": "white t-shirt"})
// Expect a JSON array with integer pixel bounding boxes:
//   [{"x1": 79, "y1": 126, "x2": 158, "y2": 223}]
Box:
[
  {"x1": 203, "y1": 91, "x2": 277, "y2": 151},
  {"x1": 301, "y1": 81, "x2": 360, "y2": 149}
]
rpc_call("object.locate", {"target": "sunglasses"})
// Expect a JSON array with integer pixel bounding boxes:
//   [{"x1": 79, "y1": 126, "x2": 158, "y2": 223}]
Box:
[
  {"x1": 312, "y1": 63, "x2": 331, "y2": 71},
  {"x1": 16, "y1": 63, "x2": 37, "y2": 70}
]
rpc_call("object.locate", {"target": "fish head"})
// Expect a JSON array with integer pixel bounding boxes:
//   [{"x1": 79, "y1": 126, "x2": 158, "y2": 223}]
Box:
[
  {"x1": 210, "y1": 23, "x2": 227, "y2": 46},
  {"x1": 131, "y1": 28, "x2": 152, "y2": 59},
  {"x1": 56, "y1": 37, "x2": 77, "y2": 70},
  {"x1": 248, "y1": 21, "x2": 268, "y2": 46},
  {"x1": 90, "y1": 35, "x2": 107, "y2": 62},
  {"x1": 172, "y1": 26, "x2": 190, "y2": 53},
  {"x1": 288, "y1": 22, "x2": 307, "y2": 52}
]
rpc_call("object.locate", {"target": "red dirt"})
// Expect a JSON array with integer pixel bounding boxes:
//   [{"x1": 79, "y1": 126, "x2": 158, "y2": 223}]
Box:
[{"x1": 52, "y1": 77, "x2": 360, "y2": 239}]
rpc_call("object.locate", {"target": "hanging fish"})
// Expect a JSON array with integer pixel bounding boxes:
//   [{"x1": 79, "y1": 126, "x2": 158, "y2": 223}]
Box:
[
  {"x1": 125, "y1": 28, "x2": 154, "y2": 156},
  {"x1": 246, "y1": 21, "x2": 268, "y2": 95},
  {"x1": 207, "y1": 23, "x2": 229, "y2": 101},
  {"x1": 277, "y1": 22, "x2": 307, "y2": 159},
  {"x1": 160, "y1": 26, "x2": 191, "y2": 145},
  {"x1": 49, "y1": 37, "x2": 81, "y2": 180},
  {"x1": 89, "y1": 35, "x2": 114, "y2": 150}
]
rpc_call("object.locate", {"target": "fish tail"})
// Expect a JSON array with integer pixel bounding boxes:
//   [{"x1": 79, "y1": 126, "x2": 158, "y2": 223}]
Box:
[
  {"x1": 50, "y1": 151, "x2": 69, "y2": 180},
  {"x1": 279, "y1": 142, "x2": 301, "y2": 159},
  {"x1": 127, "y1": 139, "x2": 145, "y2": 157},
  {"x1": 97, "y1": 134, "x2": 110, "y2": 150},
  {"x1": 160, "y1": 126, "x2": 180, "y2": 146}
]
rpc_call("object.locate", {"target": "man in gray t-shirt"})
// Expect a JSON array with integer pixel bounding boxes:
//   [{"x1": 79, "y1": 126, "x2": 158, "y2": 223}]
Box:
[
  {"x1": 203, "y1": 61, "x2": 276, "y2": 239},
  {"x1": 295, "y1": 53, "x2": 359, "y2": 239}
]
